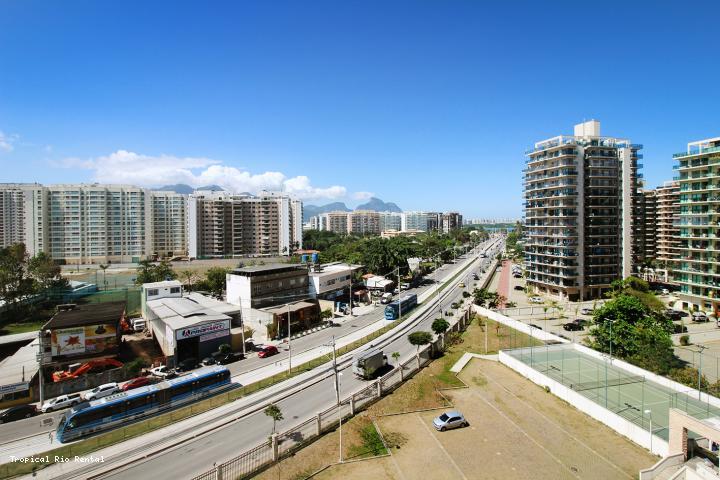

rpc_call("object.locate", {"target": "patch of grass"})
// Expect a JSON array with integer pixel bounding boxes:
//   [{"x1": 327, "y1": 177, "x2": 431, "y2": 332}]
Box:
[
  {"x1": 382, "y1": 430, "x2": 408, "y2": 450},
  {"x1": 0, "y1": 319, "x2": 47, "y2": 335},
  {"x1": 346, "y1": 418, "x2": 387, "y2": 460}
]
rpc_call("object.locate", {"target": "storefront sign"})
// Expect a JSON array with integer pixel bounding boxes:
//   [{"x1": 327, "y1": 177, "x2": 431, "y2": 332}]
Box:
[
  {"x1": 176, "y1": 320, "x2": 230, "y2": 340},
  {"x1": 0, "y1": 382, "x2": 29, "y2": 395},
  {"x1": 199, "y1": 331, "x2": 227, "y2": 343}
]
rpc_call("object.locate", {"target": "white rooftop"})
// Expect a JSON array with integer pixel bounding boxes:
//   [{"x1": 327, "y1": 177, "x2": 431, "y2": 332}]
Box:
[
  {"x1": 0, "y1": 338, "x2": 39, "y2": 388},
  {"x1": 147, "y1": 295, "x2": 231, "y2": 330},
  {"x1": 308, "y1": 263, "x2": 362, "y2": 276},
  {"x1": 142, "y1": 280, "x2": 183, "y2": 289}
]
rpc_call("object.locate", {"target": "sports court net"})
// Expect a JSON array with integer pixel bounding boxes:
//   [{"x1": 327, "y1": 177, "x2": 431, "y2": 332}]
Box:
[{"x1": 570, "y1": 375, "x2": 645, "y2": 392}]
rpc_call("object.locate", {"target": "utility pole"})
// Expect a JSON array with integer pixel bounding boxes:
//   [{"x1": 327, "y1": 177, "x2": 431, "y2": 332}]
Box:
[
  {"x1": 287, "y1": 303, "x2": 292, "y2": 372},
  {"x1": 348, "y1": 266, "x2": 353, "y2": 316},
  {"x1": 329, "y1": 336, "x2": 342, "y2": 463}
]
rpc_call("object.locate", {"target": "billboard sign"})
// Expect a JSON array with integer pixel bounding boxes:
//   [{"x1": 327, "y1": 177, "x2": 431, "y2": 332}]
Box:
[{"x1": 51, "y1": 324, "x2": 118, "y2": 357}]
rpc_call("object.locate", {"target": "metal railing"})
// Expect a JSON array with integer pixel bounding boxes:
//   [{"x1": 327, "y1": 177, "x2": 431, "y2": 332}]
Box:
[{"x1": 189, "y1": 308, "x2": 472, "y2": 480}]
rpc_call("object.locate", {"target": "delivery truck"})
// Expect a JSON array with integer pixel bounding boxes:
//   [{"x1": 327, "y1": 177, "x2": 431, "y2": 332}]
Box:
[{"x1": 352, "y1": 349, "x2": 388, "y2": 379}]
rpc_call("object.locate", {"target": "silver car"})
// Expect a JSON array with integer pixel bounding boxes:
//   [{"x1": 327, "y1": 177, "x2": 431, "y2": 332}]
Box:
[{"x1": 433, "y1": 411, "x2": 468, "y2": 431}]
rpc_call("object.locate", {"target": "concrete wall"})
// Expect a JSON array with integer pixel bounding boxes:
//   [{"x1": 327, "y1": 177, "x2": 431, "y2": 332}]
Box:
[
  {"x1": 473, "y1": 305, "x2": 570, "y2": 344},
  {"x1": 499, "y1": 349, "x2": 668, "y2": 456}
]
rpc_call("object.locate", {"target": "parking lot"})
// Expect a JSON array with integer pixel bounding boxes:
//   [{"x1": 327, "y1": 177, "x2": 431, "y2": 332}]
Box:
[{"x1": 316, "y1": 359, "x2": 656, "y2": 480}]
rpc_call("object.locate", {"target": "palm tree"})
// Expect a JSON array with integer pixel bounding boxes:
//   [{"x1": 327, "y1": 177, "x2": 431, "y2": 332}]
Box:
[
  {"x1": 99, "y1": 264, "x2": 109, "y2": 290},
  {"x1": 180, "y1": 269, "x2": 196, "y2": 290}
]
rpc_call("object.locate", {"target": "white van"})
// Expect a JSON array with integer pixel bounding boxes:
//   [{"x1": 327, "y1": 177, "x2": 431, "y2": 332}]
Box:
[
  {"x1": 380, "y1": 293, "x2": 393, "y2": 304},
  {"x1": 131, "y1": 318, "x2": 147, "y2": 332}
]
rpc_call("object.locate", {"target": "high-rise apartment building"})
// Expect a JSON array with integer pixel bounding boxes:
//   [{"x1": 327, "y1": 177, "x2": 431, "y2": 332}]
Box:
[
  {"x1": 655, "y1": 181, "x2": 680, "y2": 281},
  {"x1": 187, "y1": 191, "x2": 302, "y2": 258},
  {"x1": 379, "y1": 212, "x2": 402, "y2": 232},
  {"x1": 348, "y1": 210, "x2": 381, "y2": 235},
  {"x1": 634, "y1": 189, "x2": 657, "y2": 270},
  {"x1": 401, "y1": 212, "x2": 429, "y2": 232},
  {"x1": 672, "y1": 137, "x2": 720, "y2": 312},
  {"x1": 151, "y1": 191, "x2": 187, "y2": 258},
  {"x1": 524, "y1": 120, "x2": 642, "y2": 300},
  {"x1": 441, "y1": 212, "x2": 463, "y2": 233},
  {"x1": 0, "y1": 184, "x2": 37, "y2": 248}
]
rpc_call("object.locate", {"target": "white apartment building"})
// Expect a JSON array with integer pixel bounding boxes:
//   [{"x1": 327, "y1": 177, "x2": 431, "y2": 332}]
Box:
[
  {"x1": 151, "y1": 191, "x2": 187, "y2": 258},
  {"x1": 524, "y1": 120, "x2": 642, "y2": 300},
  {"x1": 187, "y1": 191, "x2": 302, "y2": 258},
  {"x1": 400, "y1": 211, "x2": 429, "y2": 232},
  {"x1": 379, "y1": 212, "x2": 402, "y2": 232},
  {"x1": 0, "y1": 183, "x2": 38, "y2": 248},
  {"x1": 1, "y1": 184, "x2": 188, "y2": 264}
]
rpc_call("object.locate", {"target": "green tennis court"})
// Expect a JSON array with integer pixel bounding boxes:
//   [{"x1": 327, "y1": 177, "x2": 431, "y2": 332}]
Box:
[{"x1": 505, "y1": 344, "x2": 720, "y2": 441}]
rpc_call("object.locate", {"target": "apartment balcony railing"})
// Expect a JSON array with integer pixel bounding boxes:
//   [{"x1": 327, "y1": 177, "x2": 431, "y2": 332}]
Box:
[{"x1": 674, "y1": 145, "x2": 720, "y2": 158}]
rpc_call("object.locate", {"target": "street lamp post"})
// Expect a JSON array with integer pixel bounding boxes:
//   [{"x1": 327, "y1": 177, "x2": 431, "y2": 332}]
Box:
[
  {"x1": 698, "y1": 344, "x2": 708, "y2": 400},
  {"x1": 327, "y1": 336, "x2": 342, "y2": 463},
  {"x1": 644, "y1": 409, "x2": 653, "y2": 453},
  {"x1": 287, "y1": 303, "x2": 292, "y2": 372}
]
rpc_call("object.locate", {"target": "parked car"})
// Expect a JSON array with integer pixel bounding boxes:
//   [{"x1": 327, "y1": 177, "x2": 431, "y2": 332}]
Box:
[
  {"x1": 258, "y1": 345, "x2": 279, "y2": 358},
  {"x1": 580, "y1": 308, "x2": 594, "y2": 315},
  {"x1": 380, "y1": 292, "x2": 393, "y2": 304},
  {"x1": 472, "y1": 273, "x2": 479, "y2": 280},
  {"x1": 693, "y1": 312, "x2": 709, "y2": 323},
  {"x1": 563, "y1": 320, "x2": 584, "y2": 331},
  {"x1": 400, "y1": 283, "x2": 410, "y2": 290},
  {"x1": 202, "y1": 355, "x2": 219, "y2": 366},
  {"x1": 41, "y1": 393, "x2": 82, "y2": 413},
  {"x1": 84, "y1": 383, "x2": 119, "y2": 401},
  {"x1": 218, "y1": 352, "x2": 245, "y2": 365},
  {"x1": 0, "y1": 404, "x2": 38, "y2": 423},
  {"x1": 150, "y1": 365, "x2": 177, "y2": 379},
  {"x1": 665, "y1": 309, "x2": 683, "y2": 320},
  {"x1": 457, "y1": 282, "x2": 465, "y2": 288},
  {"x1": 131, "y1": 318, "x2": 147, "y2": 332},
  {"x1": 514, "y1": 285, "x2": 525, "y2": 291},
  {"x1": 176, "y1": 357, "x2": 199, "y2": 372},
  {"x1": 529, "y1": 323, "x2": 543, "y2": 330},
  {"x1": 122, "y1": 376, "x2": 154, "y2": 391},
  {"x1": 529, "y1": 297, "x2": 544, "y2": 304},
  {"x1": 660, "y1": 288, "x2": 670, "y2": 295},
  {"x1": 433, "y1": 411, "x2": 468, "y2": 431}
]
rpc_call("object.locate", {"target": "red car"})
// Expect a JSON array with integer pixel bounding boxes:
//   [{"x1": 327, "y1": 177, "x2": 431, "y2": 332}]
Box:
[
  {"x1": 121, "y1": 376, "x2": 153, "y2": 391},
  {"x1": 258, "y1": 345, "x2": 279, "y2": 358}
]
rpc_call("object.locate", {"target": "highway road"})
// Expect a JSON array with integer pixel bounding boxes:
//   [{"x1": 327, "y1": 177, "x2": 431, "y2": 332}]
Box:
[
  {"x1": 0, "y1": 237, "x2": 499, "y2": 447},
  {"x1": 95, "y1": 239, "x2": 503, "y2": 480}
]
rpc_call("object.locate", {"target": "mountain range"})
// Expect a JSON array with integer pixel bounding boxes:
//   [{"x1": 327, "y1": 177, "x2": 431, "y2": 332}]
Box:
[
  {"x1": 156, "y1": 184, "x2": 224, "y2": 194},
  {"x1": 303, "y1": 197, "x2": 402, "y2": 222}
]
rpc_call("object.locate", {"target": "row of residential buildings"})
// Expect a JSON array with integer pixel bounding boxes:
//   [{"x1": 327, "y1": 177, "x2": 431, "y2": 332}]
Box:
[
  {"x1": 522, "y1": 119, "x2": 720, "y2": 313},
  {"x1": 307, "y1": 210, "x2": 463, "y2": 236},
  {"x1": 0, "y1": 184, "x2": 302, "y2": 264}
]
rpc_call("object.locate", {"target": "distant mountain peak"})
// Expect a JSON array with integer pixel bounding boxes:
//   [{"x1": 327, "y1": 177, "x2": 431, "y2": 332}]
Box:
[
  {"x1": 355, "y1": 197, "x2": 402, "y2": 213},
  {"x1": 156, "y1": 184, "x2": 224, "y2": 194}
]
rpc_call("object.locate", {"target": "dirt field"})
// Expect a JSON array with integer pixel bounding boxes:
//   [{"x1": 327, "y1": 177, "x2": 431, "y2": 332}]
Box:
[{"x1": 318, "y1": 360, "x2": 657, "y2": 480}]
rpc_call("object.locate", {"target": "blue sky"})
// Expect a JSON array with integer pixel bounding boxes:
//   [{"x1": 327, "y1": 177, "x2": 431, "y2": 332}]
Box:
[{"x1": 1, "y1": 1, "x2": 719, "y2": 217}]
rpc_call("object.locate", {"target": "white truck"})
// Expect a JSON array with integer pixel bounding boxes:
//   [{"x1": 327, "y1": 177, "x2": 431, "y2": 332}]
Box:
[{"x1": 352, "y1": 349, "x2": 388, "y2": 379}]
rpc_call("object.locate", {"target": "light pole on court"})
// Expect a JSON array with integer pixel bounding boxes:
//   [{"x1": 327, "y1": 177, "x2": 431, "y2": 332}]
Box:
[{"x1": 644, "y1": 409, "x2": 653, "y2": 453}]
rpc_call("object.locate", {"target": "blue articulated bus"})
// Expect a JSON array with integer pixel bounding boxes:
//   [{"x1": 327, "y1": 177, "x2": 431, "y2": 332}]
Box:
[
  {"x1": 56, "y1": 365, "x2": 231, "y2": 443},
  {"x1": 384, "y1": 294, "x2": 418, "y2": 320}
]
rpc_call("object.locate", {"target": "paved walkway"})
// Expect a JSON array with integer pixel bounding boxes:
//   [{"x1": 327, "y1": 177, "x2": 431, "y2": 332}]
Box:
[{"x1": 497, "y1": 260, "x2": 510, "y2": 308}]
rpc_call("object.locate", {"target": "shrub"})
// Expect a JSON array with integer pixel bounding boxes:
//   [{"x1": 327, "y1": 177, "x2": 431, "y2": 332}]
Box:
[
  {"x1": 124, "y1": 358, "x2": 147, "y2": 377},
  {"x1": 219, "y1": 343, "x2": 232, "y2": 354},
  {"x1": 680, "y1": 335, "x2": 690, "y2": 346}
]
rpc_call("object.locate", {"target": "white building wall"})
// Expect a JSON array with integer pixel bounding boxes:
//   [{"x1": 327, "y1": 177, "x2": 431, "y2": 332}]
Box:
[{"x1": 226, "y1": 273, "x2": 252, "y2": 309}]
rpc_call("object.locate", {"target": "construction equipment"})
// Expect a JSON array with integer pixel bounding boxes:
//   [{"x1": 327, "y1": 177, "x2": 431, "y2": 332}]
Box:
[{"x1": 52, "y1": 358, "x2": 124, "y2": 382}]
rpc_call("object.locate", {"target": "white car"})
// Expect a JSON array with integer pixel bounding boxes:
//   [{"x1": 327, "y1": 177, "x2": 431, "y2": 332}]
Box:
[
  {"x1": 41, "y1": 393, "x2": 82, "y2": 413},
  {"x1": 529, "y1": 297, "x2": 544, "y2": 304},
  {"x1": 84, "y1": 383, "x2": 119, "y2": 401},
  {"x1": 150, "y1": 365, "x2": 176, "y2": 378}
]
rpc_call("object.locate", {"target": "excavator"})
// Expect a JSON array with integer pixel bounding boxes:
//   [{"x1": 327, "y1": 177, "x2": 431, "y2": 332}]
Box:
[{"x1": 52, "y1": 358, "x2": 124, "y2": 382}]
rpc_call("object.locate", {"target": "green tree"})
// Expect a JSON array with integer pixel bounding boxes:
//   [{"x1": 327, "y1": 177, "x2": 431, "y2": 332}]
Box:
[
  {"x1": 0, "y1": 244, "x2": 42, "y2": 309},
  {"x1": 218, "y1": 343, "x2": 232, "y2": 354},
  {"x1": 264, "y1": 404, "x2": 284, "y2": 435},
  {"x1": 407, "y1": 331, "x2": 433, "y2": 362},
  {"x1": 431, "y1": 318, "x2": 450, "y2": 336},
  {"x1": 135, "y1": 260, "x2": 177, "y2": 285},
  {"x1": 391, "y1": 351, "x2": 401, "y2": 365},
  {"x1": 205, "y1": 267, "x2": 230, "y2": 296},
  {"x1": 588, "y1": 294, "x2": 676, "y2": 374},
  {"x1": 27, "y1": 251, "x2": 67, "y2": 291},
  {"x1": 180, "y1": 269, "x2": 197, "y2": 290}
]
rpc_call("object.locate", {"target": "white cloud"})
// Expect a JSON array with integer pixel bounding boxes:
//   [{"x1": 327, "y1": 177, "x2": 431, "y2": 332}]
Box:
[
  {"x1": 60, "y1": 150, "x2": 347, "y2": 201},
  {"x1": 0, "y1": 131, "x2": 17, "y2": 152},
  {"x1": 352, "y1": 191, "x2": 374, "y2": 201}
]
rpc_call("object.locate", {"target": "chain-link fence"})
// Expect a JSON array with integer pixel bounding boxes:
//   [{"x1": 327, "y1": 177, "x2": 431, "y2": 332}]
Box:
[{"x1": 189, "y1": 319, "x2": 447, "y2": 480}]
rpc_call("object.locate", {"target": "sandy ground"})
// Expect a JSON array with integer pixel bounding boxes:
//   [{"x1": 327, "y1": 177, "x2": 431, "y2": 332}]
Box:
[{"x1": 315, "y1": 360, "x2": 656, "y2": 480}]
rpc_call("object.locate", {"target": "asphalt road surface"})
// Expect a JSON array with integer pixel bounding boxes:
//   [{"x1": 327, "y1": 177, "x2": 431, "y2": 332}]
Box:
[
  {"x1": 99, "y1": 243, "x2": 501, "y2": 480},
  {"x1": 0, "y1": 239, "x2": 501, "y2": 447}
]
